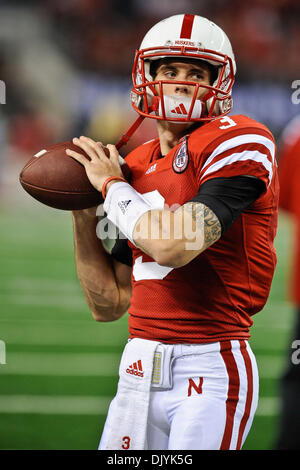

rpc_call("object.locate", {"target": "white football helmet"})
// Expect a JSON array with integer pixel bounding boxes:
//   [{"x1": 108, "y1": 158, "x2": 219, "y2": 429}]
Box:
[{"x1": 131, "y1": 14, "x2": 236, "y2": 123}]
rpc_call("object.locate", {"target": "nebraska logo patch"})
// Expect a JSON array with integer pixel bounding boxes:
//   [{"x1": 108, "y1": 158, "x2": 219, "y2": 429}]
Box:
[{"x1": 172, "y1": 137, "x2": 189, "y2": 173}]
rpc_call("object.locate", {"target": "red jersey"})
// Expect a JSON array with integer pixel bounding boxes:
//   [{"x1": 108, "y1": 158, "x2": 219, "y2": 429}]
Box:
[
  {"x1": 125, "y1": 114, "x2": 279, "y2": 343},
  {"x1": 278, "y1": 115, "x2": 300, "y2": 304}
]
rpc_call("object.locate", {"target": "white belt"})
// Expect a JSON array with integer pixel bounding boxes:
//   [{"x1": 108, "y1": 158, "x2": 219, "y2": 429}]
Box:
[{"x1": 150, "y1": 341, "x2": 222, "y2": 391}]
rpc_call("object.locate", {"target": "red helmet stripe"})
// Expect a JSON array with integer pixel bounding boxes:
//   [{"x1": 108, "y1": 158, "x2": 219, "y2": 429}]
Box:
[{"x1": 180, "y1": 14, "x2": 195, "y2": 39}]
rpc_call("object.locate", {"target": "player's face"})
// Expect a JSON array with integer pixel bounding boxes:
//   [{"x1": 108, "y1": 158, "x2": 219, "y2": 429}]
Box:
[{"x1": 154, "y1": 60, "x2": 212, "y2": 100}]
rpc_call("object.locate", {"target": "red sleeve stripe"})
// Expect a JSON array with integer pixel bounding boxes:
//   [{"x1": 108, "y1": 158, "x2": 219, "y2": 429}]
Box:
[
  {"x1": 202, "y1": 133, "x2": 276, "y2": 171},
  {"x1": 236, "y1": 340, "x2": 254, "y2": 450},
  {"x1": 219, "y1": 341, "x2": 240, "y2": 450},
  {"x1": 180, "y1": 14, "x2": 195, "y2": 39},
  {"x1": 201, "y1": 149, "x2": 273, "y2": 186}
]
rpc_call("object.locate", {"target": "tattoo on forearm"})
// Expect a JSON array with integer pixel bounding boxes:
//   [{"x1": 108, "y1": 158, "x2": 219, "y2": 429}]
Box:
[
  {"x1": 203, "y1": 205, "x2": 222, "y2": 247},
  {"x1": 184, "y1": 202, "x2": 221, "y2": 249}
]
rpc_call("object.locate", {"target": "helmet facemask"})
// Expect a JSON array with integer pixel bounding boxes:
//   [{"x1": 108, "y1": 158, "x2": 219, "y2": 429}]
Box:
[{"x1": 131, "y1": 45, "x2": 235, "y2": 123}]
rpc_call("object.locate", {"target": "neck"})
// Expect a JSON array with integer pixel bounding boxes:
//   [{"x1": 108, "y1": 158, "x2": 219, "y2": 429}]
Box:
[{"x1": 157, "y1": 120, "x2": 193, "y2": 155}]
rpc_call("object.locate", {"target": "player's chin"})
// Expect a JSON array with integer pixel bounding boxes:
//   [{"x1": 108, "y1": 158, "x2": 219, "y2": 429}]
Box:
[{"x1": 164, "y1": 119, "x2": 195, "y2": 129}]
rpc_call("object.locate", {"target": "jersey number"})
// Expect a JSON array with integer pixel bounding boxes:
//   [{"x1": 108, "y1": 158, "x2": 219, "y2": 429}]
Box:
[
  {"x1": 219, "y1": 116, "x2": 237, "y2": 129},
  {"x1": 132, "y1": 189, "x2": 174, "y2": 282},
  {"x1": 133, "y1": 256, "x2": 174, "y2": 281}
]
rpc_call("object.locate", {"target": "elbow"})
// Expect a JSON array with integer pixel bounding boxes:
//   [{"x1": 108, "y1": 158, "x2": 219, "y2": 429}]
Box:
[
  {"x1": 90, "y1": 289, "x2": 130, "y2": 322},
  {"x1": 151, "y1": 239, "x2": 204, "y2": 269},
  {"x1": 155, "y1": 253, "x2": 182, "y2": 269},
  {"x1": 92, "y1": 311, "x2": 121, "y2": 323},
  {"x1": 80, "y1": 282, "x2": 129, "y2": 323},
  {"x1": 91, "y1": 304, "x2": 125, "y2": 322},
  {"x1": 151, "y1": 242, "x2": 186, "y2": 269}
]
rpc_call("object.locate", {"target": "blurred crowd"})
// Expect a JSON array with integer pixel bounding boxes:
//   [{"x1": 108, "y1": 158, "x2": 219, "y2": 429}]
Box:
[
  {"x1": 46, "y1": 0, "x2": 300, "y2": 81},
  {"x1": 0, "y1": 0, "x2": 299, "y2": 194}
]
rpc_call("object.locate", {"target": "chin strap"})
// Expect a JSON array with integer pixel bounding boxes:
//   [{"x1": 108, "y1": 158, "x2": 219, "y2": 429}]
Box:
[
  {"x1": 115, "y1": 115, "x2": 145, "y2": 150},
  {"x1": 115, "y1": 97, "x2": 161, "y2": 149}
]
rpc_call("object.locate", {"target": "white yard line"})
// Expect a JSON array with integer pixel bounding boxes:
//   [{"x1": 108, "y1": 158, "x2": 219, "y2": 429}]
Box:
[
  {"x1": 0, "y1": 351, "x2": 286, "y2": 379},
  {"x1": 0, "y1": 395, "x2": 111, "y2": 415},
  {"x1": 0, "y1": 394, "x2": 279, "y2": 416},
  {"x1": 256, "y1": 397, "x2": 280, "y2": 416},
  {"x1": 0, "y1": 352, "x2": 121, "y2": 376},
  {"x1": 0, "y1": 293, "x2": 87, "y2": 309},
  {"x1": 256, "y1": 355, "x2": 286, "y2": 378},
  {"x1": 0, "y1": 278, "x2": 81, "y2": 292},
  {"x1": 0, "y1": 318, "x2": 128, "y2": 346}
]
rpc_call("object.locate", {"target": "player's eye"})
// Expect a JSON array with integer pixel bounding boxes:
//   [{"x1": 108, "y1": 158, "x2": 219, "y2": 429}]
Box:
[
  {"x1": 191, "y1": 72, "x2": 205, "y2": 80},
  {"x1": 164, "y1": 70, "x2": 177, "y2": 78}
]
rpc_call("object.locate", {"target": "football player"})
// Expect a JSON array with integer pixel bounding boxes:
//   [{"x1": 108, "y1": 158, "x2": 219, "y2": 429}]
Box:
[{"x1": 67, "y1": 14, "x2": 279, "y2": 450}]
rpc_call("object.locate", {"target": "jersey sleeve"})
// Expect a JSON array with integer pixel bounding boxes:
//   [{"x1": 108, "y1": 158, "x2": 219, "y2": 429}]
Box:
[
  {"x1": 190, "y1": 116, "x2": 276, "y2": 191},
  {"x1": 189, "y1": 175, "x2": 265, "y2": 234}
]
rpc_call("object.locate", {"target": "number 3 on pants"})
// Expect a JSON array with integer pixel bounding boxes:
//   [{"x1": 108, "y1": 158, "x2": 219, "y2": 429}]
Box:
[{"x1": 122, "y1": 436, "x2": 131, "y2": 449}]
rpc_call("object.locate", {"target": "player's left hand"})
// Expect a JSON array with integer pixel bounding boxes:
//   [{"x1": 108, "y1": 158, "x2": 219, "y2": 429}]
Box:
[{"x1": 66, "y1": 136, "x2": 123, "y2": 193}]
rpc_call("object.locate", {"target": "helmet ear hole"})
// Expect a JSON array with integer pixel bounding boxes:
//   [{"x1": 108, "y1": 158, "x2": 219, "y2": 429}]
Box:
[
  {"x1": 209, "y1": 65, "x2": 219, "y2": 86},
  {"x1": 149, "y1": 59, "x2": 163, "y2": 79}
]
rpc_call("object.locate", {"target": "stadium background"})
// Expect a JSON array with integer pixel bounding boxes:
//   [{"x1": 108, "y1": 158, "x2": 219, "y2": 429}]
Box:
[{"x1": 0, "y1": 0, "x2": 299, "y2": 449}]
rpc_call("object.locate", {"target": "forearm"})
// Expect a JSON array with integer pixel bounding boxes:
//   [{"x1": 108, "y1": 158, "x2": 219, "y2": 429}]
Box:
[
  {"x1": 72, "y1": 211, "x2": 126, "y2": 321},
  {"x1": 133, "y1": 202, "x2": 221, "y2": 268},
  {"x1": 103, "y1": 182, "x2": 221, "y2": 268}
]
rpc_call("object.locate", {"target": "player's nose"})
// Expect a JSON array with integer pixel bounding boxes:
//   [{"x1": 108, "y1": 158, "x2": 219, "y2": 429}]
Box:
[{"x1": 174, "y1": 83, "x2": 190, "y2": 94}]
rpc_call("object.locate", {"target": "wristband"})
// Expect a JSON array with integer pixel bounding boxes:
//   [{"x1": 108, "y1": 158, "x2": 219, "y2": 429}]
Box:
[
  {"x1": 102, "y1": 176, "x2": 126, "y2": 200},
  {"x1": 103, "y1": 182, "x2": 164, "y2": 244}
]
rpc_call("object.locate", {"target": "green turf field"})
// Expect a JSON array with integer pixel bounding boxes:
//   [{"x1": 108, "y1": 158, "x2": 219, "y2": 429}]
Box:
[{"x1": 0, "y1": 202, "x2": 295, "y2": 450}]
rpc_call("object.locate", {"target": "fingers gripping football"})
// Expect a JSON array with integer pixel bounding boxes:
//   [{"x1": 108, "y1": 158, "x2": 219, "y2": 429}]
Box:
[{"x1": 66, "y1": 136, "x2": 123, "y2": 193}]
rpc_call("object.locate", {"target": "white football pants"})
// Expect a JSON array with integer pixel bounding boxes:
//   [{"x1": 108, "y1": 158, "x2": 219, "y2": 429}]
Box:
[
  {"x1": 146, "y1": 340, "x2": 258, "y2": 450},
  {"x1": 100, "y1": 340, "x2": 259, "y2": 450}
]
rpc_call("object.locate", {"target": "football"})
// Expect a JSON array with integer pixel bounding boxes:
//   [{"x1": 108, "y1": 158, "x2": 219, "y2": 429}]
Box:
[{"x1": 19, "y1": 141, "x2": 131, "y2": 210}]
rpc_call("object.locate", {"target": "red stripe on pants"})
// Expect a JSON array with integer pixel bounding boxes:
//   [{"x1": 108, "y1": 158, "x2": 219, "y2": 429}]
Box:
[
  {"x1": 220, "y1": 341, "x2": 240, "y2": 450},
  {"x1": 180, "y1": 14, "x2": 195, "y2": 39},
  {"x1": 236, "y1": 340, "x2": 253, "y2": 449}
]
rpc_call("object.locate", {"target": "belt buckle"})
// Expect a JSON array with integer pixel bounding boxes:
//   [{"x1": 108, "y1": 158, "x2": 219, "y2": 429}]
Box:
[
  {"x1": 151, "y1": 344, "x2": 174, "y2": 390},
  {"x1": 152, "y1": 350, "x2": 163, "y2": 385}
]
